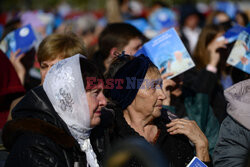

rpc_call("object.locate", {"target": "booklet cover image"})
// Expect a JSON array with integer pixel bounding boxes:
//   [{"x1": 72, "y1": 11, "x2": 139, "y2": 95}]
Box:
[
  {"x1": 0, "y1": 24, "x2": 37, "y2": 58},
  {"x1": 135, "y1": 28, "x2": 195, "y2": 79},
  {"x1": 227, "y1": 29, "x2": 250, "y2": 74}
]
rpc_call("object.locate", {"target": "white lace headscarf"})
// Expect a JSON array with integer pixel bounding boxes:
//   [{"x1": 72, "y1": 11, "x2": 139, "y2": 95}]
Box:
[{"x1": 43, "y1": 54, "x2": 99, "y2": 167}]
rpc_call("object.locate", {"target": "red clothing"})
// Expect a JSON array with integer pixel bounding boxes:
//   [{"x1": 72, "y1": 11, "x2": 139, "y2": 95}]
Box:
[{"x1": 0, "y1": 50, "x2": 25, "y2": 129}]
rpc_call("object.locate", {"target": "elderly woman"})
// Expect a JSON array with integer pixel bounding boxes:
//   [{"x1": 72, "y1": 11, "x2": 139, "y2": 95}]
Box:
[
  {"x1": 2, "y1": 54, "x2": 106, "y2": 167},
  {"x1": 102, "y1": 55, "x2": 211, "y2": 166}
]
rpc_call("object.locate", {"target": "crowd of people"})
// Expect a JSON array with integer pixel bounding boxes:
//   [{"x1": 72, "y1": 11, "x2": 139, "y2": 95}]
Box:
[{"x1": 0, "y1": 0, "x2": 250, "y2": 167}]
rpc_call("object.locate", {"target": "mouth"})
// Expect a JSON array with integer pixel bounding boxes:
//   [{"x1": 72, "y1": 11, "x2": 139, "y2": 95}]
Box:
[
  {"x1": 94, "y1": 110, "x2": 101, "y2": 115},
  {"x1": 155, "y1": 104, "x2": 162, "y2": 109}
]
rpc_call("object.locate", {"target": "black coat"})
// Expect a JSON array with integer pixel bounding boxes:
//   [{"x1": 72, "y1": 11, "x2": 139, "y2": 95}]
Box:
[
  {"x1": 182, "y1": 68, "x2": 227, "y2": 123},
  {"x1": 2, "y1": 86, "x2": 87, "y2": 167},
  {"x1": 93, "y1": 105, "x2": 195, "y2": 167}
]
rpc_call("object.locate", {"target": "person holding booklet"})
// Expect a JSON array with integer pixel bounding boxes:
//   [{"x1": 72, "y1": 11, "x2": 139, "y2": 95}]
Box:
[
  {"x1": 99, "y1": 54, "x2": 212, "y2": 167},
  {"x1": 165, "y1": 24, "x2": 230, "y2": 156},
  {"x1": 0, "y1": 23, "x2": 39, "y2": 91},
  {"x1": 191, "y1": 24, "x2": 229, "y2": 122},
  {"x1": 133, "y1": 26, "x2": 222, "y2": 155}
]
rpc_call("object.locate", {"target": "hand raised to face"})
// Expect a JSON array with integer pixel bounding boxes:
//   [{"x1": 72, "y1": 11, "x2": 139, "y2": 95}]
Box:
[{"x1": 207, "y1": 36, "x2": 228, "y2": 67}]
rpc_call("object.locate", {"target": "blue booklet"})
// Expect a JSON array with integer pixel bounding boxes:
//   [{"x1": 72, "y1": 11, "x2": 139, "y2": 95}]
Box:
[
  {"x1": 125, "y1": 18, "x2": 151, "y2": 34},
  {"x1": 187, "y1": 157, "x2": 207, "y2": 167},
  {"x1": 0, "y1": 24, "x2": 37, "y2": 58},
  {"x1": 219, "y1": 25, "x2": 246, "y2": 43},
  {"x1": 227, "y1": 27, "x2": 250, "y2": 74},
  {"x1": 135, "y1": 28, "x2": 195, "y2": 78}
]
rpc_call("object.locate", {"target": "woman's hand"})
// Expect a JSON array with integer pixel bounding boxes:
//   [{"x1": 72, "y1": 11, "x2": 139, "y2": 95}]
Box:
[
  {"x1": 207, "y1": 38, "x2": 228, "y2": 67},
  {"x1": 166, "y1": 119, "x2": 210, "y2": 162},
  {"x1": 159, "y1": 67, "x2": 174, "y2": 106},
  {"x1": 10, "y1": 49, "x2": 25, "y2": 85}
]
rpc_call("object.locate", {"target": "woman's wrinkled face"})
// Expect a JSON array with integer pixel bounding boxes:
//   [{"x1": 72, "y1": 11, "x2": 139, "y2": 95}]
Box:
[
  {"x1": 86, "y1": 83, "x2": 107, "y2": 127},
  {"x1": 129, "y1": 67, "x2": 166, "y2": 121},
  {"x1": 40, "y1": 57, "x2": 62, "y2": 83}
]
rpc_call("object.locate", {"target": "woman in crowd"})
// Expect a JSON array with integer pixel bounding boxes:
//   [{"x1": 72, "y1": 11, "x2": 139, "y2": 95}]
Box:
[
  {"x1": 191, "y1": 24, "x2": 229, "y2": 122},
  {"x1": 154, "y1": 24, "x2": 227, "y2": 155},
  {"x1": 8, "y1": 32, "x2": 87, "y2": 119},
  {"x1": 2, "y1": 54, "x2": 107, "y2": 167},
  {"x1": 193, "y1": 24, "x2": 231, "y2": 89},
  {"x1": 37, "y1": 32, "x2": 87, "y2": 83},
  {"x1": 192, "y1": 22, "x2": 248, "y2": 125},
  {"x1": 102, "y1": 55, "x2": 211, "y2": 166}
]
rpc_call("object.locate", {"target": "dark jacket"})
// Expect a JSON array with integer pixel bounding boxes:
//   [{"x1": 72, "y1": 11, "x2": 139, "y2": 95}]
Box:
[
  {"x1": 213, "y1": 116, "x2": 250, "y2": 167},
  {"x1": 2, "y1": 86, "x2": 87, "y2": 167},
  {"x1": 169, "y1": 68, "x2": 225, "y2": 155},
  {"x1": 101, "y1": 105, "x2": 195, "y2": 167},
  {"x1": 183, "y1": 68, "x2": 227, "y2": 124},
  {"x1": 213, "y1": 79, "x2": 250, "y2": 167}
]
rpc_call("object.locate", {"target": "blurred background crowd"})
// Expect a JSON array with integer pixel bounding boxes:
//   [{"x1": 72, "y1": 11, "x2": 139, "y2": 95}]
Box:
[
  {"x1": 0, "y1": 0, "x2": 250, "y2": 167},
  {"x1": 0, "y1": 0, "x2": 249, "y2": 90}
]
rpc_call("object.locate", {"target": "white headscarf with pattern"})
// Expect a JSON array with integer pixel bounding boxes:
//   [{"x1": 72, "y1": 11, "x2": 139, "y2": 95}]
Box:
[{"x1": 43, "y1": 54, "x2": 99, "y2": 167}]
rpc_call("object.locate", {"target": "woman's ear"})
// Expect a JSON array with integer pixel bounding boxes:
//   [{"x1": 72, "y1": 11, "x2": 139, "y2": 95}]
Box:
[{"x1": 109, "y1": 47, "x2": 119, "y2": 59}]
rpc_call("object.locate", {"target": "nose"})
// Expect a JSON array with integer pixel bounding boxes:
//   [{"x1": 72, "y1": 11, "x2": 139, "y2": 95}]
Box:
[
  {"x1": 99, "y1": 92, "x2": 107, "y2": 107},
  {"x1": 158, "y1": 88, "x2": 166, "y2": 100}
]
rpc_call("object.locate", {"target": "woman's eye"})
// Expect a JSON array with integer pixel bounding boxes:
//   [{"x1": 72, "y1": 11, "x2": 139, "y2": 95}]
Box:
[
  {"x1": 150, "y1": 82, "x2": 162, "y2": 90},
  {"x1": 159, "y1": 83, "x2": 163, "y2": 89},
  {"x1": 40, "y1": 66, "x2": 46, "y2": 70},
  {"x1": 92, "y1": 90, "x2": 101, "y2": 97},
  {"x1": 40, "y1": 64, "x2": 48, "y2": 69},
  {"x1": 150, "y1": 83, "x2": 157, "y2": 89},
  {"x1": 92, "y1": 91, "x2": 97, "y2": 96}
]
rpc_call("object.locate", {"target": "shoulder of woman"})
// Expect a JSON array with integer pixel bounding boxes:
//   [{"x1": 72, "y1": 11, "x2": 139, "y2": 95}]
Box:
[
  {"x1": 4, "y1": 132, "x2": 70, "y2": 167},
  {"x1": 3, "y1": 118, "x2": 76, "y2": 151}
]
